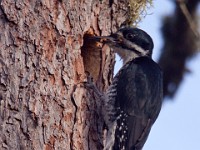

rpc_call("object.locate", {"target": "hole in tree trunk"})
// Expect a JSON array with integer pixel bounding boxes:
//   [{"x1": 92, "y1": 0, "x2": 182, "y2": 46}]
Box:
[{"x1": 81, "y1": 29, "x2": 102, "y2": 83}]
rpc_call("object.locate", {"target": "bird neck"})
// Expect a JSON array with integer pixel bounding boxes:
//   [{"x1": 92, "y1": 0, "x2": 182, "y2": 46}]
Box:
[{"x1": 114, "y1": 47, "x2": 140, "y2": 65}]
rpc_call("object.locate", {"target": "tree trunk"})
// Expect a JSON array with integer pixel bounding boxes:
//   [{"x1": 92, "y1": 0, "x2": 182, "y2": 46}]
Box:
[{"x1": 0, "y1": 0, "x2": 129, "y2": 149}]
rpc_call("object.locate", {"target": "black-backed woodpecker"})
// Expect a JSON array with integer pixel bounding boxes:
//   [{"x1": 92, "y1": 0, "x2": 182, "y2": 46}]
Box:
[{"x1": 92, "y1": 27, "x2": 163, "y2": 150}]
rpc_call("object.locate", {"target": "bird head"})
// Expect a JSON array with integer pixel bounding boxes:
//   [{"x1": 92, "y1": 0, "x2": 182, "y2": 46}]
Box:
[{"x1": 92, "y1": 28, "x2": 154, "y2": 64}]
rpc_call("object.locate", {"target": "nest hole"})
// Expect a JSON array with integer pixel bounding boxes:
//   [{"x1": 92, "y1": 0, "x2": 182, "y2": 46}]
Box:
[{"x1": 81, "y1": 29, "x2": 102, "y2": 82}]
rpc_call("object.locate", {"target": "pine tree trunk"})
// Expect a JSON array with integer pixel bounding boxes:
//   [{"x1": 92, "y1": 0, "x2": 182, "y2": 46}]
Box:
[{"x1": 0, "y1": 0, "x2": 128, "y2": 149}]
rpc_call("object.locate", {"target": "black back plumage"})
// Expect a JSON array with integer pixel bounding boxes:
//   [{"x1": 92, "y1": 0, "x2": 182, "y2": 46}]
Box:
[{"x1": 113, "y1": 57, "x2": 163, "y2": 150}]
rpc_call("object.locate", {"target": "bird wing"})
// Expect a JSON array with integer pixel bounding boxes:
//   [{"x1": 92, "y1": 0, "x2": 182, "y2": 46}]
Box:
[{"x1": 113, "y1": 57, "x2": 163, "y2": 149}]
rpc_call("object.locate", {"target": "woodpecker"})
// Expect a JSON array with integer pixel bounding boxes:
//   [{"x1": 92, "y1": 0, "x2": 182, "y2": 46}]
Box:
[{"x1": 91, "y1": 27, "x2": 163, "y2": 150}]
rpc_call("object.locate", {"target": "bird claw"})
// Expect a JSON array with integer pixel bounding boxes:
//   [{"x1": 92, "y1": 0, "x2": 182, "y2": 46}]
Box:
[
  {"x1": 84, "y1": 72, "x2": 104, "y2": 98},
  {"x1": 84, "y1": 72, "x2": 95, "y2": 89}
]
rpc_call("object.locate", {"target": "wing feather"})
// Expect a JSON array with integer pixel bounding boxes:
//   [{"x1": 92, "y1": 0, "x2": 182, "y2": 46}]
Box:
[{"x1": 113, "y1": 57, "x2": 162, "y2": 150}]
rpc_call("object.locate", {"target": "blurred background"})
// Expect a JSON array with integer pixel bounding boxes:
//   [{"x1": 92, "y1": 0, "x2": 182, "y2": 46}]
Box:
[{"x1": 115, "y1": 0, "x2": 200, "y2": 149}]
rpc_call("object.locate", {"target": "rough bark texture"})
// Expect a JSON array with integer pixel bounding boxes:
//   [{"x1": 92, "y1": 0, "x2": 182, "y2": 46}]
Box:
[{"x1": 0, "y1": 0, "x2": 128, "y2": 149}]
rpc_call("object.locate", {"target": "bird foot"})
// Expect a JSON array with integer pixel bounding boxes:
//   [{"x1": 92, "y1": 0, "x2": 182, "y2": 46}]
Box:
[{"x1": 84, "y1": 72, "x2": 104, "y2": 98}]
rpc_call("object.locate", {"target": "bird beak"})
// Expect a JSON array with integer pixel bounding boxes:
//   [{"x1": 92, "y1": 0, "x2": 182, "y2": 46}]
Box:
[
  {"x1": 89, "y1": 36, "x2": 115, "y2": 43},
  {"x1": 89, "y1": 33, "x2": 122, "y2": 45}
]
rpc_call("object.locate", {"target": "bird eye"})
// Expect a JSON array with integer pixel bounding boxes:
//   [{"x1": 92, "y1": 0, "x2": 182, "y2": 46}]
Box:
[{"x1": 126, "y1": 33, "x2": 134, "y2": 40}]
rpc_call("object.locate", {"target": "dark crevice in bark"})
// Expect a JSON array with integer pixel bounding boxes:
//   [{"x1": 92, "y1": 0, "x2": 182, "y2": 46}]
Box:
[
  {"x1": 0, "y1": 5, "x2": 17, "y2": 25},
  {"x1": 109, "y1": 0, "x2": 113, "y2": 7},
  {"x1": 70, "y1": 85, "x2": 78, "y2": 150}
]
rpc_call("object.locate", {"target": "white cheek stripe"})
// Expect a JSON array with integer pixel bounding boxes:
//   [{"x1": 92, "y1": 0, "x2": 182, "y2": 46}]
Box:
[{"x1": 123, "y1": 39, "x2": 149, "y2": 56}]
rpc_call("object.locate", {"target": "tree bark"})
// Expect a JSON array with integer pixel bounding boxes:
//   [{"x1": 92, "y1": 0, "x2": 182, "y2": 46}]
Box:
[{"x1": 0, "y1": 0, "x2": 129, "y2": 149}]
